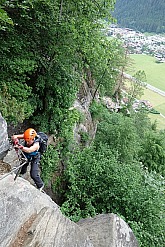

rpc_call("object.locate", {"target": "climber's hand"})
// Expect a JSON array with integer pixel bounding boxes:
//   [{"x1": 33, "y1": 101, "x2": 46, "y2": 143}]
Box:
[
  {"x1": 14, "y1": 144, "x2": 23, "y2": 150},
  {"x1": 13, "y1": 138, "x2": 19, "y2": 145}
]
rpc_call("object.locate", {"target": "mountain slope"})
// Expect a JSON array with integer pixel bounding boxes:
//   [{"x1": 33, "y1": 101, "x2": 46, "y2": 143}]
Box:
[
  {"x1": 113, "y1": 0, "x2": 165, "y2": 33},
  {"x1": 0, "y1": 173, "x2": 139, "y2": 247}
]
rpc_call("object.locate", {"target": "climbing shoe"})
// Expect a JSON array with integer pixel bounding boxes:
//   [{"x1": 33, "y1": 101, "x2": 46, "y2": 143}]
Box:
[{"x1": 38, "y1": 184, "x2": 44, "y2": 192}]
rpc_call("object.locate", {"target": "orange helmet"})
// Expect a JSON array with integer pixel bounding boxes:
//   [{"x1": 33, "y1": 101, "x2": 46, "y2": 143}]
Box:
[{"x1": 24, "y1": 128, "x2": 37, "y2": 141}]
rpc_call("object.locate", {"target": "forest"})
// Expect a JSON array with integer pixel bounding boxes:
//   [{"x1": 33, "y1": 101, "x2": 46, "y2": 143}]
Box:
[
  {"x1": 0, "y1": 1, "x2": 165, "y2": 247},
  {"x1": 113, "y1": 0, "x2": 165, "y2": 33}
]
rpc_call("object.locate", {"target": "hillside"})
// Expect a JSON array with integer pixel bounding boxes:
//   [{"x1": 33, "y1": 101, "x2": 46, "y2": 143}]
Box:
[
  {"x1": 1, "y1": 1, "x2": 165, "y2": 247},
  {"x1": 113, "y1": 0, "x2": 165, "y2": 33}
]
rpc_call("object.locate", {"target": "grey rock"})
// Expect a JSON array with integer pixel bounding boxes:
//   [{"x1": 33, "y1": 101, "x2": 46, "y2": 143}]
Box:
[
  {"x1": 77, "y1": 214, "x2": 139, "y2": 247},
  {"x1": 0, "y1": 113, "x2": 9, "y2": 160},
  {"x1": 0, "y1": 160, "x2": 11, "y2": 174},
  {"x1": 0, "y1": 174, "x2": 139, "y2": 247},
  {"x1": 0, "y1": 175, "x2": 94, "y2": 247},
  {"x1": 0, "y1": 87, "x2": 139, "y2": 247},
  {"x1": 3, "y1": 148, "x2": 18, "y2": 168},
  {"x1": 72, "y1": 79, "x2": 99, "y2": 146}
]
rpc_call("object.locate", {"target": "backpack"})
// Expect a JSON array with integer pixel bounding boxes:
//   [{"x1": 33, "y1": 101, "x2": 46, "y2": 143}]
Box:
[{"x1": 37, "y1": 132, "x2": 48, "y2": 154}]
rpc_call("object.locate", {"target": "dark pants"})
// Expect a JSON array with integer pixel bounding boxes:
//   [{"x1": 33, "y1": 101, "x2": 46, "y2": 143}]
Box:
[{"x1": 20, "y1": 153, "x2": 44, "y2": 189}]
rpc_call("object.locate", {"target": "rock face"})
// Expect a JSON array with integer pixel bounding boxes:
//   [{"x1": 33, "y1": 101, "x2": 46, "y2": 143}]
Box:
[
  {"x1": 0, "y1": 175, "x2": 139, "y2": 247},
  {"x1": 0, "y1": 175, "x2": 94, "y2": 247},
  {"x1": 77, "y1": 214, "x2": 139, "y2": 247},
  {"x1": 72, "y1": 79, "x2": 98, "y2": 146},
  {"x1": 0, "y1": 113, "x2": 9, "y2": 160},
  {"x1": 0, "y1": 108, "x2": 139, "y2": 247}
]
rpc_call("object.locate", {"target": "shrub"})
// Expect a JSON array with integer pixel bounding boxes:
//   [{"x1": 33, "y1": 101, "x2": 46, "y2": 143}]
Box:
[{"x1": 61, "y1": 143, "x2": 165, "y2": 247}]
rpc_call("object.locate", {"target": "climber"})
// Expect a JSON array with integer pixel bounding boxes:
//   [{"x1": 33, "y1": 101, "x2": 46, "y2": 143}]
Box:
[{"x1": 12, "y1": 128, "x2": 44, "y2": 191}]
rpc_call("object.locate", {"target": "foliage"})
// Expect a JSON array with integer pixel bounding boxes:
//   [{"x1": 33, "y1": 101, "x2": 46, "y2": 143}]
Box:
[
  {"x1": 78, "y1": 131, "x2": 89, "y2": 145},
  {"x1": 89, "y1": 38, "x2": 125, "y2": 98},
  {"x1": 131, "y1": 110, "x2": 153, "y2": 138},
  {"x1": 89, "y1": 100, "x2": 107, "y2": 121},
  {"x1": 61, "y1": 143, "x2": 165, "y2": 247},
  {"x1": 0, "y1": 6, "x2": 13, "y2": 29},
  {"x1": 1, "y1": 2, "x2": 165, "y2": 247},
  {"x1": 129, "y1": 172, "x2": 165, "y2": 247},
  {"x1": 60, "y1": 108, "x2": 165, "y2": 246},
  {"x1": 0, "y1": 0, "x2": 120, "y2": 131},
  {"x1": 0, "y1": 0, "x2": 42, "y2": 123},
  {"x1": 40, "y1": 144, "x2": 59, "y2": 186},
  {"x1": 95, "y1": 110, "x2": 140, "y2": 162},
  {"x1": 113, "y1": 0, "x2": 165, "y2": 33},
  {"x1": 127, "y1": 70, "x2": 146, "y2": 106},
  {"x1": 139, "y1": 130, "x2": 165, "y2": 176},
  {"x1": 0, "y1": 83, "x2": 35, "y2": 124}
]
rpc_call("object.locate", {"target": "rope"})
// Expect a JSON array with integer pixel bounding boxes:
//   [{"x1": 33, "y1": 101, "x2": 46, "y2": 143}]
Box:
[
  {"x1": 0, "y1": 160, "x2": 27, "y2": 181},
  {"x1": 0, "y1": 147, "x2": 28, "y2": 182}
]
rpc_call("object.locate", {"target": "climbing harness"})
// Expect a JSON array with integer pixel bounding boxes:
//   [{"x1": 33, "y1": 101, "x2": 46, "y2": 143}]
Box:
[{"x1": 0, "y1": 139, "x2": 46, "y2": 194}]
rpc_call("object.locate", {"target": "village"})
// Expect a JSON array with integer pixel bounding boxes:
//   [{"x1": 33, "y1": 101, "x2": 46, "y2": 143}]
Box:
[
  {"x1": 101, "y1": 25, "x2": 165, "y2": 114},
  {"x1": 106, "y1": 25, "x2": 165, "y2": 62}
]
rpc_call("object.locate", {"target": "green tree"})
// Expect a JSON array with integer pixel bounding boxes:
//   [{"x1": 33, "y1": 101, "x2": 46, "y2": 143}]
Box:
[
  {"x1": 128, "y1": 70, "x2": 146, "y2": 104},
  {"x1": 139, "y1": 130, "x2": 165, "y2": 176},
  {"x1": 61, "y1": 143, "x2": 164, "y2": 247},
  {"x1": 0, "y1": 7, "x2": 13, "y2": 29},
  {"x1": 113, "y1": 0, "x2": 165, "y2": 33},
  {"x1": 94, "y1": 110, "x2": 140, "y2": 162},
  {"x1": 0, "y1": 0, "x2": 122, "y2": 133}
]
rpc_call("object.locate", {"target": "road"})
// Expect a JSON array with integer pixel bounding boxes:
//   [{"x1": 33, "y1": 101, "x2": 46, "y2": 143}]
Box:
[
  {"x1": 122, "y1": 72, "x2": 165, "y2": 120},
  {"x1": 123, "y1": 72, "x2": 165, "y2": 97}
]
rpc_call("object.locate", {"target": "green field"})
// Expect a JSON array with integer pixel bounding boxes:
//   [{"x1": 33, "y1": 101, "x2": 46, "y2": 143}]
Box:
[
  {"x1": 126, "y1": 54, "x2": 165, "y2": 130},
  {"x1": 141, "y1": 88, "x2": 165, "y2": 130},
  {"x1": 128, "y1": 54, "x2": 165, "y2": 91}
]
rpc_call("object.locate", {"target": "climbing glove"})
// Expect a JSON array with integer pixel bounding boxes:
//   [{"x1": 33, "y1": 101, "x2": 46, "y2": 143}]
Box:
[
  {"x1": 13, "y1": 138, "x2": 19, "y2": 145},
  {"x1": 14, "y1": 144, "x2": 24, "y2": 150}
]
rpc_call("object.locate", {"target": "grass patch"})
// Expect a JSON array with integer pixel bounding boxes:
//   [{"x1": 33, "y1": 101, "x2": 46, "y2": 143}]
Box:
[
  {"x1": 124, "y1": 81, "x2": 165, "y2": 130},
  {"x1": 141, "y1": 89, "x2": 165, "y2": 111},
  {"x1": 127, "y1": 54, "x2": 165, "y2": 91},
  {"x1": 125, "y1": 54, "x2": 165, "y2": 129},
  {"x1": 141, "y1": 89, "x2": 165, "y2": 130},
  {"x1": 148, "y1": 113, "x2": 165, "y2": 130}
]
